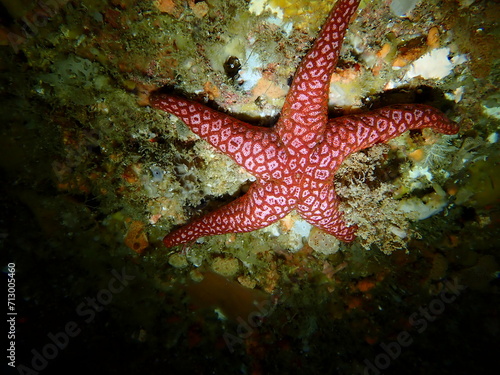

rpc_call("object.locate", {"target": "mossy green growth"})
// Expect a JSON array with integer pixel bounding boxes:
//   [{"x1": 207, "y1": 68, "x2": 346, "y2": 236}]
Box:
[{"x1": 464, "y1": 154, "x2": 500, "y2": 208}]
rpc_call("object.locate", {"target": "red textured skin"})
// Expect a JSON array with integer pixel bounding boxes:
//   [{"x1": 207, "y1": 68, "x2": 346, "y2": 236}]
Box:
[{"x1": 150, "y1": 0, "x2": 459, "y2": 247}]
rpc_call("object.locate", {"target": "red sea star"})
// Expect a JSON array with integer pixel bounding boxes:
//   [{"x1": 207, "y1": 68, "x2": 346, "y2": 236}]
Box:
[{"x1": 150, "y1": 0, "x2": 459, "y2": 248}]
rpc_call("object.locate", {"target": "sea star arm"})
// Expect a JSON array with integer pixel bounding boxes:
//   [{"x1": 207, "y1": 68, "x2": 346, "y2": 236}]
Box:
[
  {"x1": 150, "y1": 93, "x2": 283, "y2": 179},
  {"x1": 296, "y1": 181, "x2": 356, "y2": 241},
  {"x1": 163, "y1": 181, "x2": 296, "y2": 247},
  {"x1": 326, "y1": 104, "x2": 459, "y2": 158},
  {"x1": 277, "y1": 0, "x2": 361, "y2": 150}
]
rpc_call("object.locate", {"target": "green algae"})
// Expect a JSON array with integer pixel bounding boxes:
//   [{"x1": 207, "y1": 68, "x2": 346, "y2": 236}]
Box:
[{"x1": 462, "y1": 155, "x2": 500, "y2": 208}]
